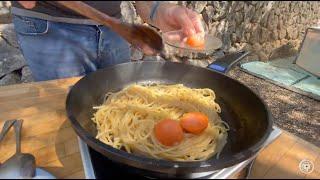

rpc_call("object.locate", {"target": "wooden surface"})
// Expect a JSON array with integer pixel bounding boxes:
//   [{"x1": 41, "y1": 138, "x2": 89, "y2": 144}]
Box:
[{"x1": 0, "y1": 77, "x2": 319, "y2": 179}]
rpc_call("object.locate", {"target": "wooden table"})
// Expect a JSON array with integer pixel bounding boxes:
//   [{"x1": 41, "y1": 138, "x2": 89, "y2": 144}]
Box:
[{"x1": 0, "y1": 77, "x2": 319, "y2": 179}]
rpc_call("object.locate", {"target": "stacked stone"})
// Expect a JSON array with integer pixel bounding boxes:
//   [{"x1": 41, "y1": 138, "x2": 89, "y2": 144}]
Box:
[
  {"x1": 1, "y1": 1, "x2": 320, "y2": 85},
  {"x1": 124, "y1": 1, "x2": 320, "y2": 63},
  {"x1": 0, "y1": 1, "x2": 33, "y2": 85},
  {"x1": 0, "y1": 1, "x2": 11, "y2": 24}
]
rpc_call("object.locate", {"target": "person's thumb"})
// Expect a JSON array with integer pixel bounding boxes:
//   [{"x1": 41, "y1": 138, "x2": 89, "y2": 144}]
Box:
[{"x1": 18, "y1": 1, "x2": 36, "y2": 9}]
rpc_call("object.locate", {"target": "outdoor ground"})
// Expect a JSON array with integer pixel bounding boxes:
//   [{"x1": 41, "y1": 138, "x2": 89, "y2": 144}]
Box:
[{"x1": 229, "y1": 66, "x2": 320, "y2": 147}]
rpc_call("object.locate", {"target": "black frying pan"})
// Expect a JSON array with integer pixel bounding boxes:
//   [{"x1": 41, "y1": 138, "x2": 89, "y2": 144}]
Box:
[{"x1": 66, "y1": 51, "x2": 272, "y2": 178}]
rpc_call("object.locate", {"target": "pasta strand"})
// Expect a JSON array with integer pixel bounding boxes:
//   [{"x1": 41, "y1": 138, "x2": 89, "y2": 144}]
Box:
[{"x1": 92, "y1": 84, "x2": 228, "y2": 161}]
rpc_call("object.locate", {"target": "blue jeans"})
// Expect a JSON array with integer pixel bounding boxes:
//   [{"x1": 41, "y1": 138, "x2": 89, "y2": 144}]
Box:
[{"x1": 13, "y1": 15, "x2": 130, "y2": 81}]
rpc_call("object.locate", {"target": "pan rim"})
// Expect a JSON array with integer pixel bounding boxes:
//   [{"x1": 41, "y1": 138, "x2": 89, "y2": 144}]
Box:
[{"x1": 66, "y1": 61, "x2": 273, "y2": 173}]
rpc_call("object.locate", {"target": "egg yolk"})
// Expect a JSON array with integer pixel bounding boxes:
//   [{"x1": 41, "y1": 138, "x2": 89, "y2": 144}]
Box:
[
  {"x1": 186, "y1": 34, "x2": 205, "y2": 48},
  {"x1": 154, "y1": 119, "x2": 184, "y2": 146},
  {"x1": 180, "y1": 112, "x2": 209, "y2": 134}
]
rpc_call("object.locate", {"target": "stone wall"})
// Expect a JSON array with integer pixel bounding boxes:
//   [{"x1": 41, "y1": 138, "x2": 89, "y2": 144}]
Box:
[
  {"x1": 126, "y1": 1, "x2": 320, "y2": 63},
  {"x1": 0, "y1": 1, "x2": 11, "y2": 24},
  {"x1": 0, "y1": 1, "x2": 33, "y2": 85},
  {"x1": 1, "y1": 1, "x2": 320, "y2": 85}
]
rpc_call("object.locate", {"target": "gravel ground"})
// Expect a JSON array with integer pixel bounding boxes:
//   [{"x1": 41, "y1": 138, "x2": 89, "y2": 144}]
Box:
[{"x1": 228, "y1": 67, "x2": 320, "y2": 147}]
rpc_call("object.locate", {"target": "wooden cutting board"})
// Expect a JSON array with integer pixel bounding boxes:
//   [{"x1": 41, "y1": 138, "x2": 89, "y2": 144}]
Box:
[{"x1": 0, "y1": 77, "x2": 319, "y2": 179}]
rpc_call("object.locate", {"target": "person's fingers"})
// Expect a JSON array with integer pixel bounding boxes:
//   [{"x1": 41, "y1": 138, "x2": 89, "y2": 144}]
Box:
[
  {"x1": 174, "y1": 8, "x2": 196, "y2": 37},
  {"x1": 164, "y1": 30, "x2": 185, "y2": 43},
  {"x1": 186, "y1": 9, "x2": 205, "y2": 34},
  {"x1": 18, "y1": 1, "x2": 36, "y2": 9}
]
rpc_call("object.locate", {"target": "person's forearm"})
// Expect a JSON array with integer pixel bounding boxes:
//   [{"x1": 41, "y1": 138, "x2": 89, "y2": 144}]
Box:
[
  {"x1": 135, "y1": 1, "x2": 157, "y2": 26},
  {"x1": 135, "y1": 1, "x2": 173, "y2": 28},
  {"x1": 18, "y1": 1, "x2": 36, "y2": 9}
]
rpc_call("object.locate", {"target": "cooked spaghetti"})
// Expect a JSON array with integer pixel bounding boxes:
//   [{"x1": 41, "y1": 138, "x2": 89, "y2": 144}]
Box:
[{"x1": 92, "y1": 84, "x2": 228, "y2": 161}]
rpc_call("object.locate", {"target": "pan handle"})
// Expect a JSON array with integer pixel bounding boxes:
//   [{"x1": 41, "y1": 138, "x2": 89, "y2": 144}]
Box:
[{"x1": 207, "y1": 50, "x2": 250, "y2": 74}]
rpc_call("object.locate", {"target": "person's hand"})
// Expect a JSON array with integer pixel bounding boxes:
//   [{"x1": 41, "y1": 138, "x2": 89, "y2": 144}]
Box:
[
  {"x1": 155, "y1": 4, "x2": 204, "y2": 37},
  {"x1": 18, "y1": 1, "x2": 36, "y2": 9}
]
